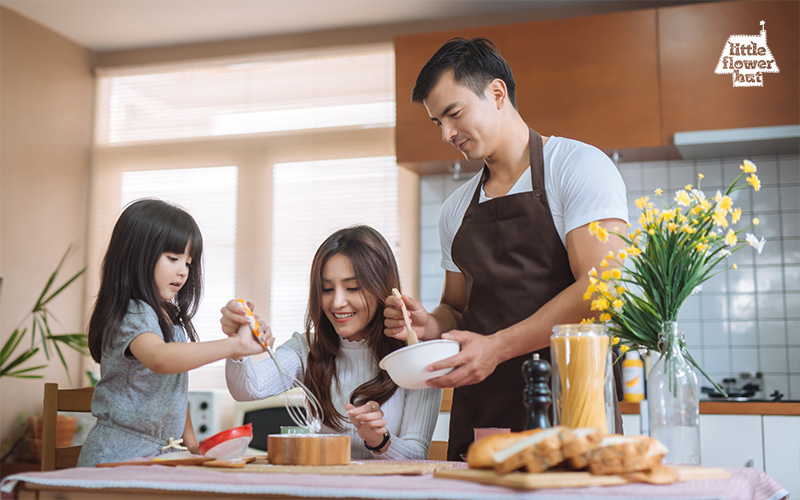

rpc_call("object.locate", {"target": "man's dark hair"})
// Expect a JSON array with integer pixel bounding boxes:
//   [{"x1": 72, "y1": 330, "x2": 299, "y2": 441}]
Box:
[{"x1": 411, "y1": 37, "x2": 517, "y2": 109}]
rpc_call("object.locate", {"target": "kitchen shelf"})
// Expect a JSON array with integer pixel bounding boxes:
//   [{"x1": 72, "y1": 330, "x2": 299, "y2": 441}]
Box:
[{"x1": 619, "y1": 400, "x2": 800, "y2": 416}]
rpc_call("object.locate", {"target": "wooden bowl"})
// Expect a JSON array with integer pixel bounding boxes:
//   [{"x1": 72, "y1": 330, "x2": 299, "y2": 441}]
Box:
[{"x1": 267, "y1": 434, "x2": 350, "y2": 465}]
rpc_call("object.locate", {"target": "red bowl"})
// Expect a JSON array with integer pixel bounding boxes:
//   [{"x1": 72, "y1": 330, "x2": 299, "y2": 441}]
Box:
[{"x1": 198, "y1": 423, "x2": 254, "y2": 459}]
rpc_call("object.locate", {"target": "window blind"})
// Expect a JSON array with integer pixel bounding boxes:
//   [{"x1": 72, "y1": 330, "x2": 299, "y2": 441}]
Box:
[
  {"x1": 270, "y1": 156, "x2": 400, "y2": 345},
  {"x1": 96, "y1": 46, "x2": 395, "y2": 145},
  {"x1": 120, "y1": 166, "x2": 238, "y2": 343}
]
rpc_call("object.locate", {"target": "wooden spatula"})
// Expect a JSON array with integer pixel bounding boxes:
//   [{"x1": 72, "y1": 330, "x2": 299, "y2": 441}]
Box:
[{"x1": 392, "y1": 288, "x2": 418, "y2": 345}]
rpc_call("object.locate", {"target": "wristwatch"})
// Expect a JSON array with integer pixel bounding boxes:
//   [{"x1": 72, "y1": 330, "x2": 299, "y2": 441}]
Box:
[{"x1": 364, "y1": 431, "x2": 390, "y2": 452}]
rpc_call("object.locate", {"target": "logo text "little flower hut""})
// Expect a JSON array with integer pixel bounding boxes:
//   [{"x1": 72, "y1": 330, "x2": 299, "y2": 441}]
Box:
[{"x1": 715, "y1": 21, "x2": 779, "y2": 87}]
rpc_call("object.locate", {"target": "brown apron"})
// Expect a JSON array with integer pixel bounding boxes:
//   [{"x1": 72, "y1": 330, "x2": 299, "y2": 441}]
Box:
[{"x1": 447, "y1": 129, "x2": 622, "y2": 461}]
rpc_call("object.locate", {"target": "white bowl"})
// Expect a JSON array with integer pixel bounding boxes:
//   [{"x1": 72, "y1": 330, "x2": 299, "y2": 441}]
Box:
[{"x1": 379, "y1": 339, "x2": 460, "y2": 389}]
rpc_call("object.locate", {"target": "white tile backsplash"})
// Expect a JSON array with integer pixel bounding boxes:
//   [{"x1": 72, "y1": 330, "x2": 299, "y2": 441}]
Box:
[
  {"x1": 757, "y1": 320, "x2": 787, "y2": 346},
  {"x1": 730, "y1": 321, "x2": 758, "y2": 346},
  {"x1": 418, "y1": 153, "x2": 800, "y2": 384},
  {"x1": 759, "y1": 347, "x2": 789, "y2": 374}
]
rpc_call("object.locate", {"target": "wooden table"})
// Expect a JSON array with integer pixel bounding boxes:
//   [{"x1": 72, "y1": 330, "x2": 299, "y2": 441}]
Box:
[{"x1": 2, "y1": 461, "x2": 790, "y2": 500}]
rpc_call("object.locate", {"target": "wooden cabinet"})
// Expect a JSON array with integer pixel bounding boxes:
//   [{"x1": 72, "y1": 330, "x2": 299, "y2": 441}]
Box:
[
  {"x1": 394, "y1": 10, "x2": 661, "y2": 173},
  {"x1": 395, "y1": 1, "x2": 799, "y2": 173},
  {"x1": 658, "y1": 0, "x2": 800, "y2": 145}
]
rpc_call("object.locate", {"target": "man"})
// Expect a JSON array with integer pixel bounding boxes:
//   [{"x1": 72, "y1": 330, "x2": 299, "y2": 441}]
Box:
[{"x1": 383, "y1": 38, "x2": 628, "y2": 460}]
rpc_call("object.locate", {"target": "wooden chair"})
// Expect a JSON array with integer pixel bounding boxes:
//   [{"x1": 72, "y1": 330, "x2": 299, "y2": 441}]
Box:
[
  {"x1": 41, "y1": 382, "x2": 94, "y2": 471},
  {"x1": 427, "y1": 388, "x2": 452, "y2": 461}
]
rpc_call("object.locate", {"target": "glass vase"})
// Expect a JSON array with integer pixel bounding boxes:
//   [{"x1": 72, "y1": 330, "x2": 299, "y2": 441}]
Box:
[{"x1": 647, "y1": 321, "x2": 701, "y2": 465}]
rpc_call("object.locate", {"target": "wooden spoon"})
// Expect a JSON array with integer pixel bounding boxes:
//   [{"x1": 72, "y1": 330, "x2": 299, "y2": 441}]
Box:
[{"x1": 392, "y1": 288, "x2": 419, "y2": 345}]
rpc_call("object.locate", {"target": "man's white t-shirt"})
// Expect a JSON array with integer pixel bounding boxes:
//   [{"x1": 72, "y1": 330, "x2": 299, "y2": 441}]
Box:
[{"x1": 439, "y1": 136, "x2": 628, "y2": 272}]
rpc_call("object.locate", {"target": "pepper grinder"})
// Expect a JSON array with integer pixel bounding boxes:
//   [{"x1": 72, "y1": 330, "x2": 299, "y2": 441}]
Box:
[{"x1": 523, "y1": 353, "x2": 552, "y2": 430}]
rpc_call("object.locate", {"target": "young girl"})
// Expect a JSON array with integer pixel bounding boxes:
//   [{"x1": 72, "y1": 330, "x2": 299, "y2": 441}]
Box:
[
  {"x1": 221, "y1": 225, "x2": 442, "y2": 460},
  {"x1": 78, "y1": 199, "x2": 265, "y2": 467}
]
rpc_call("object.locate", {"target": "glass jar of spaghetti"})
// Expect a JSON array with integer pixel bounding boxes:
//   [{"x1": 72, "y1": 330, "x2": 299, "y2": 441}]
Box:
[{"x1": 550, "y1": 324, "x2": 614, "y2": 433}]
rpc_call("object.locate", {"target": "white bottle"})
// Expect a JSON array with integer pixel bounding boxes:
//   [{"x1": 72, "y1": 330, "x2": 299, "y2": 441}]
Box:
[{"x1": 622, "y1": 350, "x2": 645, "y2": 403}]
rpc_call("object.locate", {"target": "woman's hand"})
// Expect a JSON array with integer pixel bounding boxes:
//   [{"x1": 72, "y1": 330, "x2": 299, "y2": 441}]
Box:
[
  {"x1": 345, "y1": 401, "x2": 388, "y2": 452},
  {"x1": 383, "y1": 293, "x2": 428, "y2": 341}
]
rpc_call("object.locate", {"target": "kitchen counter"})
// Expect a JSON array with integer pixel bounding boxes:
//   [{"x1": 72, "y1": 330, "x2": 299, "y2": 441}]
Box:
[{"x1": 619, "y1": 401, "x2": 800, "y2": 415}]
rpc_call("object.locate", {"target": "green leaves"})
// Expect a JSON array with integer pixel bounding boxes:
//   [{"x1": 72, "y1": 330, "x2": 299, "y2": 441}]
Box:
[{"x1": 1, "y1": 247, "x2": 88, "y2": 381}]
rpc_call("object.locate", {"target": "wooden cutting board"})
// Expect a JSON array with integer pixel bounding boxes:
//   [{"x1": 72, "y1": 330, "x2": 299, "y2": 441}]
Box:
[
  {"x1": 433, "y1": 466, "x2": 731, "y2": 489},
  {"x1": 193, "y1": 461, "x2": 456, "y2": 476}
]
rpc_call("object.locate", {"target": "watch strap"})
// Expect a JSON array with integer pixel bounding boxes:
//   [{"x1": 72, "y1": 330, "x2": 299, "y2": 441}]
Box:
[{"x1": 363, "y1": 431, "x2": 390, "y2": 452}]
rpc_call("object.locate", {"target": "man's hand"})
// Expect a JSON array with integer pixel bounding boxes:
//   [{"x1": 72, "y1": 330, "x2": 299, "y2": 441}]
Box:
[
  {"x1": 383, "y1": 293, "x2": 429, "y2": 341},
  {"x1": 424, "y1": 330, "x2": 504, "y2": 388}
]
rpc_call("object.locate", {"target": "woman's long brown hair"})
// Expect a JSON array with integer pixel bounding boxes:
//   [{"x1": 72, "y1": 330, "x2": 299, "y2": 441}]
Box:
[{"x1": 303, "y1": 225, "x2": 405, "y2": 431}]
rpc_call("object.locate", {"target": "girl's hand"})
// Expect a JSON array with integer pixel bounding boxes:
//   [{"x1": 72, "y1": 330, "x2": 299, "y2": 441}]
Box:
[
  {"x1": 231, "y1": 322, "x2": 272, "y2": 360},
  {"x1": 220, "y1": 299, "x2": 255, "y2": 336},
  {"x1": 345, "y1": 401, "x2": 388, "y2": 452},
  {"x1": 383, "y1": 293, "x2": 428, "y2": 341}
]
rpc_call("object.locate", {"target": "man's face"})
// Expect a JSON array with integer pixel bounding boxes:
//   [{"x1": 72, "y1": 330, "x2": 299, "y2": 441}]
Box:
[{"x1": 423, "y1": 69, "x2": 500, "y2": 161}]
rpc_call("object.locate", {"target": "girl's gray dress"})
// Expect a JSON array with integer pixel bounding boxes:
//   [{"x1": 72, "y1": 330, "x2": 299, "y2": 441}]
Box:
[{"x1": 77, "y1": 300, "x2": 187, "y2": 467}]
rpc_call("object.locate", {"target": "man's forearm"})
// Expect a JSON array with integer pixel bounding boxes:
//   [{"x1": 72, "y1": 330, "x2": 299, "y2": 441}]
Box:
[
  {"x1": 488, "y1": 279, "x2": 592, "y2": 364},
  {"x1": 427, "y1": 303, "x2": 463, "y2": 339}
]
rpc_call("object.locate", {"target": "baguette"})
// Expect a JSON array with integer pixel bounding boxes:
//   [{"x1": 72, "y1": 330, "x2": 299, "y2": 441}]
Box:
[
  {"x1": 586, "y1": 435, "x2": 668, "y2": 475},
  {"x1": 563, "y1": 427, "x2": 604, "y2": 469},
  {"x1": 491, "y1": 426, "x2": 570, "y2": 475},
  {"x1": 466, "y1": 429, "x2": 540, "y2": 469}
]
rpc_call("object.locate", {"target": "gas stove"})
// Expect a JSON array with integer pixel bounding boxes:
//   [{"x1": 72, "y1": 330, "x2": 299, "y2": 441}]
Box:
[{"x1": 700, "y1": 373, "x2": 787, "y2": 402}]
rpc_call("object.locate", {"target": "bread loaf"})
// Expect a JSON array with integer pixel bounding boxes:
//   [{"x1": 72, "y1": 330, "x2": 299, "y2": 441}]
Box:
[
  {"x1": 563, "y1": 427, "x2": 604, "y2": 469},
  {"x1": 465, "y1": 429, "x2": 540, "y2": 469},
  {"x1": 585, "y1": 435, "x2": 668, "y2": 475},
  {"x1": 491, "y1": 426, "x2": 570, "y2": 475}
]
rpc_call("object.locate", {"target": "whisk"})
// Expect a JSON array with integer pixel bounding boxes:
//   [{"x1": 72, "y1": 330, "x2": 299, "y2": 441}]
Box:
[{"x1": 236, "y1": 299, "x2": 323, "y2": 433}]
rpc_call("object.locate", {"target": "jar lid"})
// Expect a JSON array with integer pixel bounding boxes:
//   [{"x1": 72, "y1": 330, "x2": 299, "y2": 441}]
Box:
[{"x1": 551, "y1": 323, "x2": 608, "y2": 337}]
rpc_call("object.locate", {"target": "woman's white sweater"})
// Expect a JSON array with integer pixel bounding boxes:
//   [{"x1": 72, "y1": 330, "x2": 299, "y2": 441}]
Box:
[{"x1": 226, "y1": 332, "x2": 442, "y2": 460}]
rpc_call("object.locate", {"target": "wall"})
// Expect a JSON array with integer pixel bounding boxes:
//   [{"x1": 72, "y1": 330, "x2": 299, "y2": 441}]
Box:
[
  {"x1": 0, "y1": 7, "x2": 94, "y2": 441},
  {"x1": 419, "y1": 153, "x2": 800, "y2": 400}
]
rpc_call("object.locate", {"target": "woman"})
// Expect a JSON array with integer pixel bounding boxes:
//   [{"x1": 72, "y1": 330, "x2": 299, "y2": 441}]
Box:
[{"x1": 222, "y1": 225, "x2": 441, "y2": 459}]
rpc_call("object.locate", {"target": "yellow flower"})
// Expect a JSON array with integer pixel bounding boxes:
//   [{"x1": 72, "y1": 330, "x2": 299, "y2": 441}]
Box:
[
  {"x1": 588, "y1": 267, "x2": 597, "y2": 277},
  {"x1": 648, "y1": 229, "x2": 655, "y2": 235},
  {"x1": 695, "y1": 242, "x2": 708, "y2": 253},
  {"x1": 667, "y1": 222, "x2": 679, "y2": 232},
  {"x1": 583, "y1": 291, "x2": 592, "y2": 300},
  {"x1": 731, "y1": 208, "x2": 742, "y2": 223},
  {"x1": 713, "y1": 209, "x2": 729, "y2": 228},
  {"x1": 655, "y1": 188, "x2": 663, "y2": 196},
  {"x1": 597, "y1": 282, "x2": 609, "y2": 293},
  {"x1": 733, "y1": 263, "x2": 738, "y2": 270},
  {"x1": 700, "y1": 198, "x2": 712, "y2": 211},
  {"x1": 611, "y1": 336, "x2": 620, "y2": 345},
  {"x1": 606, "y1": 251, "x2": 615, "y2": 259},
  {"x1": 589, "y1": 221, "x2": 609, "y2": 243},
  {"x1": 698, "y1": 173, "x2": 705, "y2": 180},
  {"x1": 753, "y1": 217, "x2": 760, "y2": 225},
  {"x1": 600, "y1": 259, "x2": 609, "y2": 269},
  {"x1": 635, "y1": 196, "x2": 649, "y2": 210},
  {"x1": 619, "y1": 345, "x2": 630, "y2": 353},
  {"x1": 660, "y1": 209, "x2": 676, "y2": 222},
  {"x1": 627, "y1": 246, "x2": 641, "y2": 257},
  {"x1": 740, "y1": 159, "x2": 757, "y2": 173},
  {"x1": 616, "y1": 285, "x2": 625, "y2": 294},
  {"x1": 725, "y1": 229, "x2": 737, "y2": 246},
  {"x1": 601, "y1": 270, "x2": 612, "y2": 280},
  {"x1": 746, "y1": 173, "x2": 761, "y2": 191},
  {"x1": 612, "y1": 299, "x2": 623, "y2": 310},
  {"x1": 580, "y1": 318, "x2": 591, "y2": 324},
  {"x1": 675, "y1": 190, "x2": 692, "y2": 207},
  {"x1": 685, "y1": 184, "x2": 693, "y2": 191},
  {"x1": 611, "y1": 268, "x2": 622, "y2": 279},
  {"x1": 591, "y1": 297, "x2": 610, "y2": 311},
  {"x1": 718, "y1": 196, "x2": 733, "y2": 212},
  {"x1": 599, "y1": 313, "x2": 612, "y2": 322},
  {"x1": 617, "y1": 250, "x2": 627, "y2": 261}
]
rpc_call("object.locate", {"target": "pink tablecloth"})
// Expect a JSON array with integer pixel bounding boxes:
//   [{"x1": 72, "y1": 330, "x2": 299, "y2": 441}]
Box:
[{"x1": 1, "y1": 462, "x2": 790, "y2": 500}]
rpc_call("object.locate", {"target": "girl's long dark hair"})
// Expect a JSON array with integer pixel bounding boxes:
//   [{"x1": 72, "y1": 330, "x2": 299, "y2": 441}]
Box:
[
  {"x1": 303, "y1": 225, "x2": 405, "y2": 431},
  {"x1": 88, "y1": 199, "x2": 204, "y2": 363}
]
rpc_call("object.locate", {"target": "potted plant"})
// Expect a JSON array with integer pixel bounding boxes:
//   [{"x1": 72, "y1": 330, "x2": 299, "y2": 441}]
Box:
[{"x1": 0, "y1": 246, "x2": 89, "y2": 464}]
